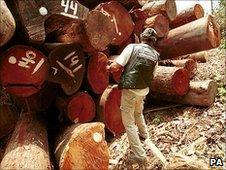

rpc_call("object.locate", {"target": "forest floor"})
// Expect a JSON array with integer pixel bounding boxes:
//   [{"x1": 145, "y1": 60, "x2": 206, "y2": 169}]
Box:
[{"x1": 108, "y1": 47, "x2": 225, "y2": 170}]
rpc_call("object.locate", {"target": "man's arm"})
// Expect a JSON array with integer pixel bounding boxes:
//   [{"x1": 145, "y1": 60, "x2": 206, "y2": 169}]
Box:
[{"x1": 107, "y1": 44, "x2": 134, "y2": 73}]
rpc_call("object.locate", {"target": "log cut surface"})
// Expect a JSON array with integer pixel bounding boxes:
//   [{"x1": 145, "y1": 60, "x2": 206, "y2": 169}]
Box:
[
  {"x1": 55, "y1": 122, "x2": 109, "y2": 170},
  {"x1": 0, "y1": 112, "x2": 51, "y2": 169},
  {"x1": 99, "y1": 85, "x2": 125, "y2": 137}
]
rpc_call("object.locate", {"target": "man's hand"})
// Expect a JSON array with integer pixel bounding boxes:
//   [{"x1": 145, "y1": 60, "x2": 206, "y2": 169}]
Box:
[{"x1": 106, "y1": 60, "x2": 122, "y2": 73}]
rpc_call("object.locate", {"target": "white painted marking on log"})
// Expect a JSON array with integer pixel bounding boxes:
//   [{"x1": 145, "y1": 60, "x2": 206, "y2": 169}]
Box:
[
  {"x1": 72, "y1": 64, "x2": 82, "y2": 73},
  {"x1": 8, "y1": 56, "x2": 17, "y2": 64},
  {"x1": 61, "y1": 0, "x2": 78, "y2": 19},
  {"x1": 64, "y1": 51, "x2": 76, "y2": 60},
  {"x1": 52, "y1": 67, "x2": 58, "y2": 75},
  {"x1": 93, "y1": 132, "x2": 102, "y2": 143},
  {"x1": 60, "y1": 12, "x2": 78, "y2": 19},
  {"x1": 56, "y1": 60, "x2": 75, "y2": 77},
  {"x1": 32, "y1": 58, "x2": 45, "y2": 74},
  {"x1": 39, "y1": 7, "x2": 48, "y2": 16},
  {"x1": 73, "y1": 118, "x2": 79, "y2": 124},
  {"x1": 112, "y1": 16, "x2": 119, "y2": 35},
  {"x1": 70, "y1": 58, "x2": 79, "y2": 67}
]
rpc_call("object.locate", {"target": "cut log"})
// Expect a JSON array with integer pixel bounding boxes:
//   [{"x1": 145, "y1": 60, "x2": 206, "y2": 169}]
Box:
[
  {"x1": 44, "y1": 42, "x2": 74, "y2": 53},
  {"x1": 0, "y1": 0, "x2": 16, "y2": 47},
  {"x1": 140, "y1": 0, "x2": 177, "y2": 21},
  {"x1": 178, "y1": 51, "x2": 209, "y2": 63},
  {"x1": 87, "y1": 52, "x2": 109, "y2": 94},
  {"x1": 10, "y1": 0, "x2": 89, "y2": 44},
  {"x1": 158, "y1": 59, "x2": 197, "y2": 78},
  {"x1": 55, "y1": 122, "x2": 109, "y2": 170},
  {"x1": 151, "y1": 66, "x2": 190, "y2": 96},
  {"x1": 169, "y1": 4, "x2": 204, "y2": 29},
  {"x1": 48, "y1": 44, "x2": 85, "y2": 95},
  {"x1": 157, "y1": 15, "x2": 221, "y2": 59},
  {"x1": 98, "y1": 85, "x2": 124, "y2": 137},
  {"x1": 0, "y1": 45, "x2": 49, "y2": 97},
  {"x1": 0, "y1": 102, "x2": 18, "y2": 139},
  {"x1": 0, "y1": 112, "x2": 51, "y2": 169},
  {"x1": 134, "y1": 14, "x2": 169, "y2": 38},
  {"x1": 45, "y1": 14, "x2": 96, "y2": 53},
  {"x1": 12, "y1": 82, "x2": 58, "y2": 112},
  {"x1": 95, "y1": 1, "x2": 134, "y2": 45},
  {"x1": 150, "y1": 80, "x2": 217, "y2": 107},
  {"x1": 56, "y1": 91, "x2": 96, "y2": 123},
  {"x1": 85, "y1": 10, "x2": 116, "y2": 51}
]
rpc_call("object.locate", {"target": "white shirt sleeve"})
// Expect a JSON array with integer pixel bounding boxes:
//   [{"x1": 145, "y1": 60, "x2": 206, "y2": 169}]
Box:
[{"x1": 115, "y1": 44, "x2": 134, "y2": 66}]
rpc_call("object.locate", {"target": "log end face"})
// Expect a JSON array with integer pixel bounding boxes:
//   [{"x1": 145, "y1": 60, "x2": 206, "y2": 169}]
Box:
[
  {"x1": 172, "y1": 68, "x2": 190, "y2": 96},
  {"x1": 194, "y1": 4, "x2": 205, "y2": 19},
  {"x1": 85, "y1": 10, "x2": 116, "y2": 51},
  {"x1": 207, "y1": 15, "x2": 221, "y2": 48},
  {"x1": 68, "y1": 92, "x2": 96, "y2": 123},
  {"x1": 166, "y1": 0, "x2": 177, "y2": 21}
]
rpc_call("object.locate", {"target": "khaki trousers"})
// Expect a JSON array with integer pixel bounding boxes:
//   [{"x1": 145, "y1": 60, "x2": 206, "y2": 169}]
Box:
[{"x1": 120, "y1": 89, "x2": 149, "y2": 160}]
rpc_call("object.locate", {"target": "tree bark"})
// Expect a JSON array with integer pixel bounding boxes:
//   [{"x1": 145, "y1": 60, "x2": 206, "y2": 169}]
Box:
[
  {"x1": 95, "y1": 1, "x2": 134, "y2": 46},
  {"x1": 0, "y1": 112, "x2": 51, "y2": 169},
  {"x1": 0, "y1": 104, "x2": 18, "y2": 139},
  {"x1": 157, "y1": 15, "x2": 221, "y2": 59},
  {"x1": 150, "y1": 80, "x2": 217, "y2": 107},
  {"x1": 140, "y1": 0, "x2": 177, "y2": 21},
  {"x1": 87, "y1": 52, "x2": 109, "y2": 94},
  {"x1": 48, "y1": 44, "x2": 85, "y2": 95},
  {"x1": 55, "y1": 122, "x2": 109, "y2": 170},
  {"x1": 178, "y1": 51, "x2": 209, "y2": 63},
  {"x1": 0, "y1": 45, "x2": 49, "y2": 97},
  {"x1": 151, "y1": 66, "x2": 190, "y2": 96},
  {"x1": 158, "y1": 59, "x2": 197, "y2": 78},
  {"x1": 0, "y1": 0, "x2": 16, "y2": 47},
  {"x1": 10, "y1": 0, "x2": 89, "y2": 44},
  {"x1": 98, "y1": 85, "x2": 124, "y2": 137},
  {"x1": 169, "y1": 4, "x2": 204, "y2": 29},
  {"x1": 134, "y1": 14, "x2": 169, "y2": 38},
  {"x1": 56, "y1": 91, "x2": 96, "y2": 123}
]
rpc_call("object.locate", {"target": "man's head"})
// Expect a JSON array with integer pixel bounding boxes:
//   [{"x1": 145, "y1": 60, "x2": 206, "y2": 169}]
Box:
[{"x1": 140, "y1": 28, "x2": 158, "y2": 46}]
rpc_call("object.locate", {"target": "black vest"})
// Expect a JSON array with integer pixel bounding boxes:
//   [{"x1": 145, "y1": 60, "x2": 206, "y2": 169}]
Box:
[{"x1": 118, "y1": 44, "x2": 159, "y2": 89}]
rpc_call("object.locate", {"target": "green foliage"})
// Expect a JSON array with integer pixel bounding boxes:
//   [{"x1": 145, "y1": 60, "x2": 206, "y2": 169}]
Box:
[{"x1": 213, "y1": 0, "x2": 226, "y2": 49}]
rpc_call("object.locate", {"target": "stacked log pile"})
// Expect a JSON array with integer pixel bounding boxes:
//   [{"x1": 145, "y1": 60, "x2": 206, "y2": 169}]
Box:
[{"x1": 0, "y1": 0, "x2": 221, "y2": 169}]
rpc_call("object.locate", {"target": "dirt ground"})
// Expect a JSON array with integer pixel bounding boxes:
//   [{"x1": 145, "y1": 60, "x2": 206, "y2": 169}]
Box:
[{"x1": 108, "y1": 48, "x2": 226, "y2": 170}]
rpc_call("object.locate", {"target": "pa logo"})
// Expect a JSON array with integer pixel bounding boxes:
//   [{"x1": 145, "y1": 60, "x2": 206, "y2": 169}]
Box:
[{"x1": 210, "y1": 158, "x2": 224, "y2": 167}]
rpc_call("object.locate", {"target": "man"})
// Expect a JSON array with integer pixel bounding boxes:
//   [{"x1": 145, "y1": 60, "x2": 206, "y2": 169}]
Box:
[{"x1": 107, "y1": 28, "x2": 159, "y2": 165}]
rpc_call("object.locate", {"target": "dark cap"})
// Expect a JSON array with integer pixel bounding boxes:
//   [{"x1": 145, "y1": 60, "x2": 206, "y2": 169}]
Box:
[{"x1": 140, "y1": 28, "x2": 158, "y2": 42}]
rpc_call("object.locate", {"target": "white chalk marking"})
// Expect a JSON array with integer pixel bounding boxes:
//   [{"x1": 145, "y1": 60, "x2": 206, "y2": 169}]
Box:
[
  {"x1": 8, "y1": 56, "x2": 17, "y2": 64},
  {"x1": 64, "y1": 51, "x2": 76, "y2": 60},
  {"x1": 52, "y1": 67, "x2": 58, "y2": 75},
  {"x1": 60, "y1": 12, "x2": 78, "y2": 19},
  {"x1": 72, "y1": 64, "x2": 82, "y2": 73},
  {"x1": 32, "y1": 58, "x2": 45, "y2": 75},
  {"x1": 61, "y1": 0, "x2": 78, "y2": 18},
  {"x1": 39, "y1": 7, "x2": 48, "y2": 16},
  {"x1": 70, "y1": 57, "x2": 79, "y2": 67},
  {"x1": 112, "y1": 16, "x2": 119, "y2": 35},
  {"x1": 26, "y1": 51, "x2": 36, "y2": 60},
  {"x1": 93, "y1": 132, "x2": 102, "y2": 143},
  {"x1": 56, "y1": 60, "x2": 75, "y2": 77}
]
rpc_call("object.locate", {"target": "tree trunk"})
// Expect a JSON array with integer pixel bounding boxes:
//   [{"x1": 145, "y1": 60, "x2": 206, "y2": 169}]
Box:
[
  {"x1": 0, "y1": 104, "x2": 18, "y2": 139},
  {"x1": 11, "y1": 0, "x2": 89, "y2": 44},
  {"x1": 0, "y1": 112, "x2": 51, "y2": 169},
  {"x1": 141, "y1": 0, "x2": 177, "y2": 21},
  {"x1": 94, "y1": 1, "x2": 134, "y2": 46},
  {"x1": 87, "y1": 52, "x2": 109, "y2": 94},
  {"x1": 48, "y1": 44, "x2": 85, "y2": 95},
  {"x1": 157, "y1": 15, "x2": 221, "y2": 59},
  {"x1": 178, "y1": 51, "x2": 209, "y2": 63},
  {"x1": 134, "y1": 14, "x2": 169, "y2": 38},
  {"x1": 55, "y1": 122, "x2": 109, "y2": 170},
  {"x1": 0, "y1": 0, "x2": 16, "y2": 47},
  {"x1": 150, "y1": 80, "x2": 217, "y2": 107},
  {"x1": 169, "y1": 4, "x2": 204, "y2": 29},
  {"x1": 0, "y1": 45, "x2": 49, "y2": 97},
  {"x1": 151, "y1": 66, "x2": 190, "y2": 96},
  {"x1": 56, "y1": 91, "x2": 96, "y2": 123},
  {"x1": 98, "y1": 85, "x2": 124, "y2": 137},
  {"x1": 158, "y1": 59, "x2": 197, "y2": 78}
]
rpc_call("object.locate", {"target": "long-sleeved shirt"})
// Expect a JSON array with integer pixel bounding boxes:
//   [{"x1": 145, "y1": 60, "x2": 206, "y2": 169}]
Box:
[{"x1": 115, "y1": 43, "x2": 158, "y2": 96}]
